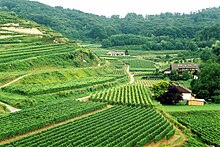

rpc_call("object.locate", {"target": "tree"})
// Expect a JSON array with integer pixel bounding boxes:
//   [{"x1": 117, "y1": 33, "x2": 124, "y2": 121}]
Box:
[
  {"x1": 151, "y1": 81, "x2": 171, "y2": 99},
  {"x1": 125, "y1": 49, "x2": 129, "y2": 55},
  {"x1": 182, "y1": 70, "x2": 192, "y2": 80},
  {"x1": 191, "y1": 63, "x2": 220, "y2": 102},
  {"x1": 212, "y1": 40, "x2": 220, "y2": 62},
  {"x1": 159, "y1": 85, "x2": 183, "y2": 105},
  {"x1": 199, "y1": 47, "x2": 216, "y2": 62},
  {"x1": 170, "y1": 70, "x2": 179, "y2": 80}
]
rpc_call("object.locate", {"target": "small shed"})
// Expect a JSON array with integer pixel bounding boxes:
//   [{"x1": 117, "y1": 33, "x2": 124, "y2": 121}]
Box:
[
  {"x1": 107, "y1": 51, "x2": 125, "y2": 56},
  {"x1": 188, "y1": 98, "x2": 205, "y2": 106}
]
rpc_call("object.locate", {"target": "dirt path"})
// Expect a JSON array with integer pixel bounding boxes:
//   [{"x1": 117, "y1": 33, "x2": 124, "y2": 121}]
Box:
[
  {"x1": 126, "y1": 65, "x2": 135, "y2": 84},
  {"x1": 145, "y1": 126, "x2": 186, "y2": 147},
  {"x1": 0, "y1": 105, "x2": 112, "y2": 145},
  {"x1": 0, "y1": 73, "x2": 32, "y2": 89},
  {"x1": 0, "y1": 73, "x2": 32, "y2": 113},
  {"x1": 76, "y1": 96, "x2": 90, "y2": 102},
  {"x1": 169, "y1": 126, "x2": 187, "y2": 147},
  {"x1": 0, "y1": 101, "x2": 20, "y2": 113}
]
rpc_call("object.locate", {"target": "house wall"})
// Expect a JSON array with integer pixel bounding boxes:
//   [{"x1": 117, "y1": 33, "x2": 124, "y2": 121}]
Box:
[{"x1": 182, "y1": 93, "x2": 192, "y2": 100}]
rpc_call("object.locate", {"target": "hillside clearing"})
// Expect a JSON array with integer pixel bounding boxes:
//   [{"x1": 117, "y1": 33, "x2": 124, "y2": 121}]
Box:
[{"x1": 1, "y1": 27, "x2": 43, "y2": 35}]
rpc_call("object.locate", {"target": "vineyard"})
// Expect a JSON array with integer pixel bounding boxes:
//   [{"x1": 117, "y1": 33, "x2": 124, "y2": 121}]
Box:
[
  {"x1": 3, "y1": 106, "x2": 175, "y2": 147},
  {"x1": 0, "y1": 100, "x2": 106, "y2": 141},
  {"x1": 0, "y1": 44, "x2": 78, "y2": 64},
  {"x1": 171, "y1": 110, "x2": 220, "y2": 146},
  {"x1": 124, "y1": 59, "x2": 155, "y2": 70},
  {"x1": 2, "y1": 65, "x2": 127, "y2": 97},
  {"x1": 135, "y1": 79, "x2": 164, "y2": 87},
  {"x1": 90, "y1": 84, "x2": 153, "y2": 107}
]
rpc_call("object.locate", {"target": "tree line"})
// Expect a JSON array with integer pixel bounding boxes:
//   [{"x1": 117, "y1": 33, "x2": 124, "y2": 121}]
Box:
[{"x1": 0, "y1": 0, "x2": 219, "y2": 48}]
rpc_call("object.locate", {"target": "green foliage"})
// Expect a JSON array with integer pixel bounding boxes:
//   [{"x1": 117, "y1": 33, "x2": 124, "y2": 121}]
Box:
[
  {"x1": 166, "y1": 129, "x2": 175, "y2": 140},
  {"x1": 1, "y1": 0, "x2": 220, "y2": 46},
  {"x1": 154, "y1": 125, "x2": 173, "y2": 143},
  {"x1": 199, "y1": 47, "x2": 216, "y2": 62},
  {"x1": 102, "y1": 34, "x2": 149, "y2": 47},
  {"x1": 171, "y1": 110, "x2": 220, "y2": 146},
  {"x1": 212, "y1": 40, "x2": 220, "y2": 62},
  {"x1": 159, "y1": 85, "x2": 183, "y2": 105},
  {"x1": 0, "y1": 46, "x2": 101, "y2": 72},
  {"x1": 151, "y1": 81, "x2": 171, "y2": 99},
  {"x1": 90, "y1": 84, "x2": 153, "y2": 107},
  {"x1": 0, "y1": 100, "x2": 106, "y2": 141},
  {"x1": 191, "y1": 63, "x2": 220, "y2": 101},
  {"x1": 5, "y1": 106, "x2": 173, "y2": 146}
]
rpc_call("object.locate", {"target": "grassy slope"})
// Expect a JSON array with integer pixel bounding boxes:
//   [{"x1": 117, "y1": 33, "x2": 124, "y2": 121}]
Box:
[{"x1": 161, "y1": 104, "x2": 220, "y2": 112}]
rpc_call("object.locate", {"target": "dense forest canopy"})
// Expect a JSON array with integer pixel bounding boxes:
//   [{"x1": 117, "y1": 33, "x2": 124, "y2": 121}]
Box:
[{"x1": 0, "y1": 0, "x2": 220, "y2": 49}]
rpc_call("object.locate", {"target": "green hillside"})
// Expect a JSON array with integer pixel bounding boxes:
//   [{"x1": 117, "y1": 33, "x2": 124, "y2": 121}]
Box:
[
  {"x1": 0, "y1": 1, "x2": 219, "y2": 147},
  {"x1": 0, "y1": 0, "x2": 219, "y2": 48}
]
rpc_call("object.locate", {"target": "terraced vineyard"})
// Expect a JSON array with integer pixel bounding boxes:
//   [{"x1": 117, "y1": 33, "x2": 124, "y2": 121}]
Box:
[
  {"x1": 90, "y1": 84, "x2": 153, "y2": 107},
  {"x1": 0, "y1": 100, "x2": 106, "y2": 141},
  {"x1": 2, "y1": 65, "x2": 128, "y2": 97},
  {"x1": 3, "y1": 106, "x2": 175, "y2": 147},
  {"x1": 0, "y1": 44, "x2": 78, "y2": 64},
  {"x1": 135, "y1": 79, "x2": 164, "y2": 87},
  {"x1": 171, "y1": 110, "x2": 220, "y2": 146}
]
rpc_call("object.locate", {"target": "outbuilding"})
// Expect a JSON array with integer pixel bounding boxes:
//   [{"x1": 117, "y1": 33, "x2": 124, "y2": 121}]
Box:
[
  {"x1": 188, "y1": 98, "x2": 205, "y2": 106},
  {"x1": 173, "y1": 83, "x2": 192, "y2": 100},
  {"x1": 107, "y1": 51, "x2": 125, "y2": 56}
]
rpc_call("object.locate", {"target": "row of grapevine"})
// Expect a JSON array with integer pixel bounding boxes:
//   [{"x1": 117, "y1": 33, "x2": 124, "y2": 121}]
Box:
[
  {"x1": 135, "y1": 79, "x2": 163, "y2": 87},
  {"x1": 171, "y1": 110, "x2": 220, "y2": 146},
  {"x1": 3, "y1": 75, "x2": 127, "y2": 96},
  {"x1": 0, "y1": 100, "x2": 106, "y2": 141},
  {"x1": 4, "y1": 106, "x2": 174, "y2": 146},
  {"x1": 90, "y1": 84, "x2": 153, "y2": 107},
  {"x1": 0, "y1": 44, "x2": 78, "y2": 64}
]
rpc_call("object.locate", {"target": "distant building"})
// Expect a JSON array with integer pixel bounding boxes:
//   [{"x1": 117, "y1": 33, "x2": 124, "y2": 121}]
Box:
[
  {"x1": 171, "y1": 63, "x2": 199, "y2": 74},
  {"x1": 164, "y1": 63, "x2": 199, "y2": 75},
  {"x1": 107, "y1": 51, "x2": 125, "y2": 56}
]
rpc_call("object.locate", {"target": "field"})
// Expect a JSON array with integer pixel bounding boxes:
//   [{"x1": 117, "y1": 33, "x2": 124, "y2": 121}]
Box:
[
  {"x1": 0, "y1": 100, "x2": 106, "y2": 141},
  {"x1": 124, "y1": 59, "x2": 155, "y2": 68},
  {"x1": 90, "y1": 84, "x2": 153, "y2": 107},
  {"x1": 0, "y1": 66, "x2": 128, "y2": 107},
  {"x1": 135, "y1": 79, "x2": 164, "y2": 87},
  {"x1": 3, "y1": 106, "x2": 175, "y2": 147},
  {"x1": 171, "y1": 110, "x2": 220, "y2": 146},
  {"x1": 161, "y1": 104, "x2": 220, "y2": 112}
]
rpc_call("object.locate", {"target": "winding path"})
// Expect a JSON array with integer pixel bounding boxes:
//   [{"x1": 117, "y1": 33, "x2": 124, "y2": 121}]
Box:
[
  {"x1": 0, "y1": 73, "x2": 32, "y2": 113},
  {"x1": 126, "y1": 65, "x2": 135, "y2": 84},
  {"x1": 0, "y1": 73, "x2": 32, "y2": 89}
]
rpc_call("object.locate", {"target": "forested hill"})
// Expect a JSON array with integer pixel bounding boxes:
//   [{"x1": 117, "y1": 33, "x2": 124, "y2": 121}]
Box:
[{"x1": 0, "y1": 0, "x2": 220, "y2": 46}]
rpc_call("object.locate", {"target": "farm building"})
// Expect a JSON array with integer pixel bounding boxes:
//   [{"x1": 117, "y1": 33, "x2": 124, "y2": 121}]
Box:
[
  {"x1": 173, "y1": 83, "x2": 192, "y2": 100},
  {"x1": 107, "y1": 51, "x2": 125, "y2": 56},
  {"x1": 164, "y1": 63, "x2": 199, "y2": 75},
  {"x1": 188, "y1": 98, "x2": 205, "y2": 106},
  {"x1": 171, "y1": 63, "x2": 199, "y2": 74}
]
